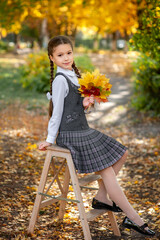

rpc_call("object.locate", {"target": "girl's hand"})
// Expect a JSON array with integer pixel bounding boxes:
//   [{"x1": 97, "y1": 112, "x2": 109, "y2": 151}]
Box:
[
  {"x1": 38, "y1": 141, "x2": 52, "y2": 151},
  {"x1": 83, "y1": 95, "x2": 94, "y2": 108}
]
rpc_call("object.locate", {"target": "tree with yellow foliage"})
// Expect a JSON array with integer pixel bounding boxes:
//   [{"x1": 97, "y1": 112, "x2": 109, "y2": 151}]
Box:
[
  {"x1": 0, "y1": 0, "x2": 45, "y2": 38},
  {"x1": 0, "y1": 0, "x2": 147, "y2": 50}
]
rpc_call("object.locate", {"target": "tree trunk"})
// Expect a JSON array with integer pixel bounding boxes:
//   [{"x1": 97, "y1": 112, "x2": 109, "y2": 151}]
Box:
[
  {"x1": 93, "y1": 31, "x2": 99, "y2": 50},
  {"x1": 93, "y1": 38, "x2": 99, "y2": 49},
  {"x1": 111, "y1": 32, "x2": 117, "y2": 51},
  {"x1": 124, "y1": 30, "x2": 129, "y2": 54},
  {"x1": 14, "y1": 34, "x2": 20, "y2": 53},
  {"x1": 40, "y1": 18, "x2": 49, "y2": 48},
  {"x1": 137, "y1": 1, "x2": 147, "y2": 30}
]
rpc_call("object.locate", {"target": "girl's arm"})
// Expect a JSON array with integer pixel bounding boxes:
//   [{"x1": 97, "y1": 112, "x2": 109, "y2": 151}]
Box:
[{"x1": 39, "y1": 76, "x2": 68, "y2": 151}]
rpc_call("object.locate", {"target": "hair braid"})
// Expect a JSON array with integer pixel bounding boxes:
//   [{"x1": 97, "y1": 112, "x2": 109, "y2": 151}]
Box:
[
  {"x1": 50, "y1": 59, "x2": 54, "y2": 94},
  {"x1": 49, "y1": 59, "x2": 54, "y2": 118},
  {"x1": 72, "y1": 61, "x2": 81, "y2": 78}
]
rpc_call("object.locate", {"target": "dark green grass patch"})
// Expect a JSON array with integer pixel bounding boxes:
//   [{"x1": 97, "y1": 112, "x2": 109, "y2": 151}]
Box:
[{"x1": 0, "y1": 64, "x2": 48, "y2": 111}]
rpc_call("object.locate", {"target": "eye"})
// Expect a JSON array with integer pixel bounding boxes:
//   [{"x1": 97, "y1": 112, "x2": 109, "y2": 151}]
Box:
[
  {"x1": 58, "y1": 54, "x2": 62, "y2": 57},
  {"x1": 68, "y1": 51, "x2": 72, "y2": 55}
]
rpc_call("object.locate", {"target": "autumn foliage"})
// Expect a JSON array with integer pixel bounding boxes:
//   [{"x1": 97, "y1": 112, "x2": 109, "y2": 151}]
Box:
[
  {"x1": 0, "y1": 0, "x2": 146, "y2": 39},
  {"x1": 78, "y1": 69, "x2": 112, "y2": 103}
]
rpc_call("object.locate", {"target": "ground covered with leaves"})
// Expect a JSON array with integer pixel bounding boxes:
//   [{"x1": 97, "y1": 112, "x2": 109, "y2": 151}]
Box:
[
  {"x1": 0, "y1": 101, "x2": 159, "y2": 240},
  {"x1": 0, "y1": 53, "x2": 160, "y2": 239}
]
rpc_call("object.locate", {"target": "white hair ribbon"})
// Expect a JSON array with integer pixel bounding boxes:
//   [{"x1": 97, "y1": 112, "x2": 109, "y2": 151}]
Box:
[{"x1": 46, "y1": 92, "x2": 52, "y2": 100}]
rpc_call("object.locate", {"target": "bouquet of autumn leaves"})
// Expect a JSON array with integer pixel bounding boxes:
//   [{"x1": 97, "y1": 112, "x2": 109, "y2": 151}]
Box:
[{"x1": 78, "y1": 69, "x2": 112, "y2": 108}]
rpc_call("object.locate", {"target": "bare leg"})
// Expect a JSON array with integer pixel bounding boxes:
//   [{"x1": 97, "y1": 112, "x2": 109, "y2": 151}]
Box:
[
  {"x1": 112, "y1": 150, "x2": 128, "y2": 175},
  {"x1": 95, "y1": 150, "x2": 128, "y2": 205},
  {"x1": 95, "y1": 179, "x2": 112, "y2": 204},
  {"x1": 99, "y1": 166, "x2": 144, "y2": 226}
]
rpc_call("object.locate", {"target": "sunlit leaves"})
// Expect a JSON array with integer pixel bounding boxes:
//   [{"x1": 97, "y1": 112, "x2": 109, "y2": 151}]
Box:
[
  {"x1": 0, "y1": 0, "x2": 45, "y2": 35},
  {"x1": 0, "y1": 0, "x2": 148, "y2": 38}
]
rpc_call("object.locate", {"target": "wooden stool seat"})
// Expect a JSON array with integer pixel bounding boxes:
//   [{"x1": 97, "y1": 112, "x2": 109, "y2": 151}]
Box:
[{"x1": 28, "y1": 145, "x2": 121, "y2": 239}]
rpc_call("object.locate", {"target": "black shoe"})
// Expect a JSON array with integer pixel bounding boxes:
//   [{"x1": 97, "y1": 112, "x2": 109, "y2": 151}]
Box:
[
  {"x1": 122, "y1": 217, "x2": 155, "y2": 236},
  {"x1": 92, "y1": 198, "x2": 122, "y2": 212}
]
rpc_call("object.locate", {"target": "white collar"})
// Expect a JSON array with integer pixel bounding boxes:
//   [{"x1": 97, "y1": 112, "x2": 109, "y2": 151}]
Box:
[{"x1": 57, "y1": 66, "x2": 76, "y2": 77}]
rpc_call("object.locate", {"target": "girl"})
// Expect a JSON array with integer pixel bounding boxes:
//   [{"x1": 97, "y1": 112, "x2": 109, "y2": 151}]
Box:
[{"x1": 39, "y1": 35, "x2": 155, "y2": 237}]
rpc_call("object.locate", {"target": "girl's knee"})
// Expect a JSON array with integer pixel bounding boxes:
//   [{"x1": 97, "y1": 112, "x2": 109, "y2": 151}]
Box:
[
  {"x1": 121, "y1": 149, "x2": 128, "y2": 160},
  {"x1": 124, "y1": 150, "x2": 128, "y2": 159},
  {"x1": 119, "y1": 150, "x2": 128, "y2": 164},
  {"x1": 98, "y1": 166, "x2": 114, "y2": 177}
]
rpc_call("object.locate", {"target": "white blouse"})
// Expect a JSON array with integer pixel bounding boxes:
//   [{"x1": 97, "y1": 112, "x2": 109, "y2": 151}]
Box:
[{"x1": 46, "y1": 66, "x2": 80, "y2": 144}]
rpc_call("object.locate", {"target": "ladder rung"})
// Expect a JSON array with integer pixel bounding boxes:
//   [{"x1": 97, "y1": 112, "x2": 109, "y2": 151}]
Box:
[
  {"x1": 78, "y1": 174, "x2": 101, "y2": 187},
  {"x1": 86, "y1": 208, "x2": 108, "y2": 221},
  {"x1": 69, "y1": 183, "x2": 98, "y2": 190},
  {"x1": 38, "y1": 192, "x2": 80, "y2": 203},
  {"x1": 80, "y1": 185, "x2": 99, "y2": 190}
]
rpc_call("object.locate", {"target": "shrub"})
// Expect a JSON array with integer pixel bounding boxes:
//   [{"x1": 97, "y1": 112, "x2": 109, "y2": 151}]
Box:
[
  {"x1": 132, "y1": 54, "x2": 160, "y2": 115},
  {"x1": 0, "y1": 41, "x2": 8, "y2": 50},
  {"x1": 74, "y1": 54, "x2": 95, "y2": 73},
  {"x1": 129, "y1": 0, "x2": 160, "y2": 116},
  {"x1": 20, "y1": 51, "x2": 95, "y2": 93},
  {"x1": 20, "y1": 51, "x2": 50, "y2": 93},
  {"x1": 0, "y1": 41, "x2": 13, "y2": 53}
]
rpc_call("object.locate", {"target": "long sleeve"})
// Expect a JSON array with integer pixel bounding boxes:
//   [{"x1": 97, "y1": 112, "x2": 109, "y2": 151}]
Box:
[{"x1": 46, "y1": 76, "x2": 68, "y2": 144}]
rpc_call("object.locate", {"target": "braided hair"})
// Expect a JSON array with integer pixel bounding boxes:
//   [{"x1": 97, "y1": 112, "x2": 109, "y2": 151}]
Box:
[
  {"x1": 72, "y1": 61, "x2": 81, "y2": 78},
  {"x1": 48, "y1": 35, "x2": 81, "y2": 118},
  {"x1": 48, "y1": 59, "x2": 54, "y2": 118}
]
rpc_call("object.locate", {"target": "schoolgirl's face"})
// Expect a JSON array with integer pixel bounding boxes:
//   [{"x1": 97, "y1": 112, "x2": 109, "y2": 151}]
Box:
[{"x1": 50, "y1": 44, "x2": 74, "y2": 70}]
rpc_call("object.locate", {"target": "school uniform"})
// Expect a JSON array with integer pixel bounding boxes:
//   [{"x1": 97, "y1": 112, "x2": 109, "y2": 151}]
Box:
[{"x1": 47, "y1": 66, "x2": 127, "y2": 173}]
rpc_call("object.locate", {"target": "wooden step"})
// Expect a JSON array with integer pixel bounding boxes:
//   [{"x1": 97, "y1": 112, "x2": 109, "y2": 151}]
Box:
[
  {"x1": 78, "y1": 174, "x2": 101, "y2": 187},
  {"x1": 47, "y1": 145, "x2": 70, "y2": 153},
  {"x1": 86, "y1": 209, "x2": 108, "y2": 221}
]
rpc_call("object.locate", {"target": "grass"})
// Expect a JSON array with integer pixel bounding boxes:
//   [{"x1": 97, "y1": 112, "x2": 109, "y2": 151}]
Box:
[{"x1": 0, "y1": 63, "x2": 48, "y2": 111}]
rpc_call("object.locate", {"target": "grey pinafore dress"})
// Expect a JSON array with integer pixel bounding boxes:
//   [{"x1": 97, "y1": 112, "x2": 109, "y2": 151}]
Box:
[{"x1": 56, "y1": 73, "x2": 127, "y2": 173}]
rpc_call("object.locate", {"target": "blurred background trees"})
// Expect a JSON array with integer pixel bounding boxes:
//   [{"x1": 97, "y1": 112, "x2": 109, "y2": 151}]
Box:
[
  {"x1": 0, "y1": 0, "x2": 159, "y2": 115},
  {"x1": 0, "y1": 0, "x2": 146, "y2": 50}
]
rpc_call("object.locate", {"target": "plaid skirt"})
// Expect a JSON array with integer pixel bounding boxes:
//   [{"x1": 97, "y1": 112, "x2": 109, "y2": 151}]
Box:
[{"x1": 56, "y1": 128, "x2": 127, "y2": 173}]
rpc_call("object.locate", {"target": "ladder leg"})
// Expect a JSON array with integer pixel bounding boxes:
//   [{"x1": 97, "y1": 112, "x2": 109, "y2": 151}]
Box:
[
  {"x1": 66, "y1": 154, "x2": 92, "y2": 240},
  {"x1": 58, "y1": 165, "x2": 70, "y2": 220},
  {"x1": 108, "y1": 211, "x2": 121, "y2": 236},
  {"x1": 28, "y1": 150, "x2": 52, "y2": 234}
]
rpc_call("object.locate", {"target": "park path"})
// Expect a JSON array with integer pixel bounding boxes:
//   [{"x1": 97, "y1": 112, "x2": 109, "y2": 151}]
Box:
[
  {"x1": 87, "y1": 52, "x2": 160, "y2": 139},
  {"x1": 86, "y1": 52, "x2": 134, "y2": 128}
]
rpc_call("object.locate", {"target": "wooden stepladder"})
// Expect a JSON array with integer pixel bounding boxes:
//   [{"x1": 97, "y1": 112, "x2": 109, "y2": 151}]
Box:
[{"x1": 28, "y1": 145, "x2": 121, "y2": 240}]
